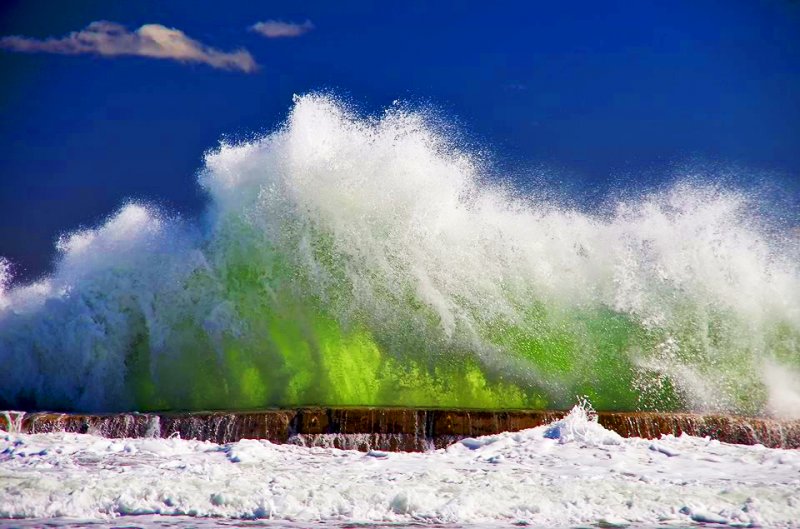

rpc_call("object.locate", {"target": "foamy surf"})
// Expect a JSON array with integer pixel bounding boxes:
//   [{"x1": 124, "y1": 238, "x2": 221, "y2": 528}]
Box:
[
  {"x1": 1, "y1": 93, "x2": 799, "y2": 415},
  {"x1": 0, "y1": 405, "x2": 797, "y2": 527}
]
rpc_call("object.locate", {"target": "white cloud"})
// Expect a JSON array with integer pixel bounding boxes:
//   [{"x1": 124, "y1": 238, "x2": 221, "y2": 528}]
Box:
[
  {"x1": 0, "y1": 21, "x2": 258, "y2": 73},
  {"x1": 249, "y1": 20, "x2": 314, "y2": 38}
]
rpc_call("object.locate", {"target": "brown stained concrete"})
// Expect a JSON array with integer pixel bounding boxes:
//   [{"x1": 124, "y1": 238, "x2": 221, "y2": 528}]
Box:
[{"x1": 2, "y1": 409, "x2": 799, "y2": 451}]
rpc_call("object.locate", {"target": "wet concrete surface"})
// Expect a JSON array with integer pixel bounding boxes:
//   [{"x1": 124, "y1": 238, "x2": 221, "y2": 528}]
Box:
[{"x1": 2, "y1": 408, "x2": 798, "y2": 451}]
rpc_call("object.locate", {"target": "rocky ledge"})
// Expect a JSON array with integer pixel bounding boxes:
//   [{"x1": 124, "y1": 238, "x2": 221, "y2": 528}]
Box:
[{"x1": 2, "y1": 408, "x2": 798, "y2": 451}]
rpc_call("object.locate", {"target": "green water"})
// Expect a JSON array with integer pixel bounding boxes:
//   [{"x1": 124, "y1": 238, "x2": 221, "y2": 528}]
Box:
[{"x1": 1, "y1": 94, "x2": 798, "y2": 414}]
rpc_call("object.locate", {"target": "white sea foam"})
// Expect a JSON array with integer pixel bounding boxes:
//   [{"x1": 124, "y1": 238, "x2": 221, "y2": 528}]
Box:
[
  {"x1": 0, "y1": 94, "x2": 799, "y2": 413},
  {"x1": 1, "y1": 406, "x2": 798, "y2": 527}
]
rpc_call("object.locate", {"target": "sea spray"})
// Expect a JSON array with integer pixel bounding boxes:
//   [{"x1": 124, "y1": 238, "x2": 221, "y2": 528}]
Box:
[
  {"x1": 3, "y1": 404, "x2": 799, "y2": 525},
  {"x1": 1, "y1": 94, "x2": 798, "y2": 413}
]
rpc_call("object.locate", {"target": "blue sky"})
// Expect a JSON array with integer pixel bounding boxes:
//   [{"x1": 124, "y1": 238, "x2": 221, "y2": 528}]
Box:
[{"x1": 1, "y1": 0, "x2": 799, "y2": 281}]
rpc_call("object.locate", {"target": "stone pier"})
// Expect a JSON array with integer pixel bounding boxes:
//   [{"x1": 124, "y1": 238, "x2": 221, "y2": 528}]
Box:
[{"x1": 2, "y1": 408, "x2": 798, "y2": 451}]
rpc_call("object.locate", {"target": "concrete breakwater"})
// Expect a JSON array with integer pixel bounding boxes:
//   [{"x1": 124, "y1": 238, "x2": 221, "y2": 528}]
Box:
[{"x1": 2, "y1": 408, "x2": 799, "y2": 451}]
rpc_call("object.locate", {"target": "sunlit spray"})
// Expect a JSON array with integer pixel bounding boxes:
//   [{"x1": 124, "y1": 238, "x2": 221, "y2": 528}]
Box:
[{"x1": 1, "y1": 94, "x2": 798, "y2": 414}]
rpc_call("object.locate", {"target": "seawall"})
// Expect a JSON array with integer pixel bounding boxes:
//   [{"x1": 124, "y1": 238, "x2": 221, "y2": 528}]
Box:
[{"x1": 2, "y1": 408, "x2": 799, "y2": 451}]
